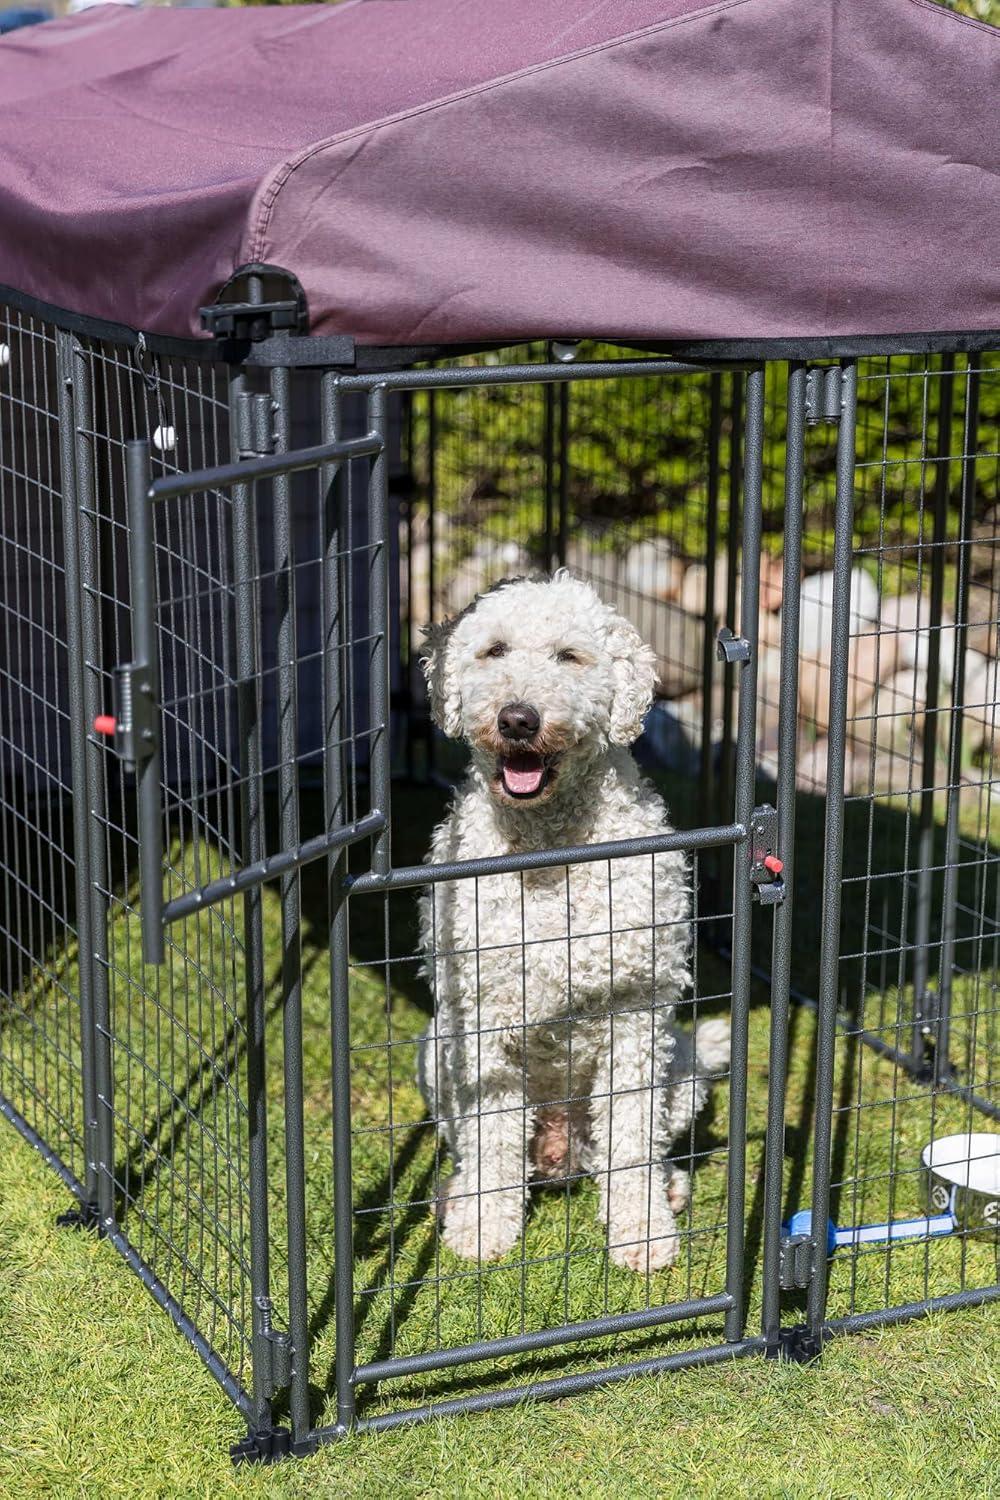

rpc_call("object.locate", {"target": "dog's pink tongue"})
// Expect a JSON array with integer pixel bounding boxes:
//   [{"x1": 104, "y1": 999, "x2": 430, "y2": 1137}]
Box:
[{"x1": 502, "y1": 754, "x2": 544, "y2": 795}]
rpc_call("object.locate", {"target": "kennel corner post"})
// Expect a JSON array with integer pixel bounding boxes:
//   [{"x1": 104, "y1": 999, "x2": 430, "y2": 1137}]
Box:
[
  {"x1": 806, "y1": 359, "x2": 858, "y2": 1340},
  {"x1": 54, "y1": 328, "x2": 101, "y2": 1221},
  {"x1": 760, "y1": 361, "x2": 807, "y2": 1348},
  {"x1": 269, "y1": 362, "x2": 313, "y2": 1447},
  {"x1": 910, "y1": 354, "x2": 957, "y2": 1075},
  {"x1": 724, "y1": 363, "x2": 765, "y2": 1344},
  {"x1": 70, "y1": 336, "x2": 117, "y2": 1233},
  {"x1": 322, "y1": 371, "x2": 359, "y2": 1434},
  {"x1": 699, "y1": 372, "x2": 723, "y2": 831},
  {"x1": 228, "y1": 359, "x2": 276, "y2": 1435}
]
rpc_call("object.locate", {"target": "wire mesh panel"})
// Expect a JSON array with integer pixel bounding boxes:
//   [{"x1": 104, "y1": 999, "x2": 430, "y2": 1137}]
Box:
[{"x1": 0, "y1": 308, "x2": 89, "y2": 1194}]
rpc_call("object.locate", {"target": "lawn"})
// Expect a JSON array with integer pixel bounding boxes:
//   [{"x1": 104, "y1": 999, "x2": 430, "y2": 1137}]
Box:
[
  {"x1": 1, "y1": 772, "x2": 998, "y2": 1494},
  {"x1": 0, "y1": 1125, "x2": 998, "y2": 1499}
]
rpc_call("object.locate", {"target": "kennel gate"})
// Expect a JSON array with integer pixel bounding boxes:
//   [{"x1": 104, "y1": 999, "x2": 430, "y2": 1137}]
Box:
[{"x1": 1, "y1": 315, "x2": 999, "y2": 1462}]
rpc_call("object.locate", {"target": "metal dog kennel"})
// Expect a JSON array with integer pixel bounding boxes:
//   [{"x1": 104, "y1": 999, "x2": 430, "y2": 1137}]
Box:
[{"x1": 1, "y1": 0, "x2": 998, "y2": 1465}]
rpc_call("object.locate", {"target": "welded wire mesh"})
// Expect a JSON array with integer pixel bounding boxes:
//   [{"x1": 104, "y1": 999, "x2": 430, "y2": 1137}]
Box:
[{"x1": 0, "y1": 309, "x2": 87, "y2": 1188}]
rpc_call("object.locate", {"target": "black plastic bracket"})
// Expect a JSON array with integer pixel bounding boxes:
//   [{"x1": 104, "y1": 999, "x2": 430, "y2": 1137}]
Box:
[
  {"x1": 765, "y1": 1324, "x2": 828, "y2": 1364},
  {"x1": 716, "y1": 626, "x2": 750, "y2": 664},
  {"x1": 805, "y1": 365, "x2": 845, "y2": 424},
  {"x1": 201, "y1": 263, "x2": 309, "y2": 343},
  {"x1": 230, "y1": 1426, "x2": 317, "y2": 1467},
  {"x1": 56, "y1": 1200, "x2": 101, "y2": 1233}
]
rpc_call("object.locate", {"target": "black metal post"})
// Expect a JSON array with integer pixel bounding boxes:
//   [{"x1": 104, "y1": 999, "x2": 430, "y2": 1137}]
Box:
[
  {"x1": 229, "y1": 359, "x2": 274, "y2": 1436},
  {"x1": 700, "y1": 374, "x2": 722, "y2": 829},
  {"x1": 270, "y1": 364, "x2": 311, "y2": 1445},
  {"x1": 55, "y1": 329, "x2": 100, "y2": 1222},
  {"x1": 368, "y1": 386, "x2": 391, "y2": 876},
  {"x1": 761, "y1": 362, "x2": 806, "y2": 1346},
  {"x1": 321, "y1": 374, "x2": 357, "y2": 1434},
  {"x1": 71, "y1": 337, "x2": 116, "y2": 1233},
  {"x1": 725, "y1": 365, "x2": 764, "y2": 1343},
  {"x1": 807, "y1": 360, "x2": 858, "y2": 1339},
  {"x1": 719, "y1": 374, "x2": 743, "y2": 828}
]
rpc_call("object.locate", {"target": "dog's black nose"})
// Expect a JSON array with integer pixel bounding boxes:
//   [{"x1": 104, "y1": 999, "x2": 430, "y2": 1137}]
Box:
[{"x1": 497, "y1": 702, "x2": 540, "y2": 742}]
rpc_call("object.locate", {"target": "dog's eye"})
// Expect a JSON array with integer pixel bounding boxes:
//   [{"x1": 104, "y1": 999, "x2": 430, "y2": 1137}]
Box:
[
  {"x1": 483, "y1": 641, "x2": 508, "y2": 659},
  {"x1": 556, "y1": 648, "x2": 581, "y2": 665}
]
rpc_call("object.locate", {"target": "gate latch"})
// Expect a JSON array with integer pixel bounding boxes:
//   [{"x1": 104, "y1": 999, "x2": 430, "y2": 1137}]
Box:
[
  {"x1": 750, "y1": 803, "x2": 785, "y2": 904},
  {"x1": 92, "y1": 661, "x2": 157, "y2": 773}
]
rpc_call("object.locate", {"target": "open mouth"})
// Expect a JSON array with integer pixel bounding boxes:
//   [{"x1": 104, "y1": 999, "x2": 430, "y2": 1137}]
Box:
[{"x1": 498, "y1": 751, "x2": 557, "y2": 800}]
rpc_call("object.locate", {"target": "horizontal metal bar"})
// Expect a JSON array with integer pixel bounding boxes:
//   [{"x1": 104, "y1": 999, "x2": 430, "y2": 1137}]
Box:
[
  {"x1": 334, "y1": 358, "x2": 758, "y2": 394},
  {"x1": 318, "y1": 1338, "x2": 766, "y2": 1439},
  {"x1": 148, "y1": 432, "x2": 382, "y2": 504},
  {"x1": 103, "y1": 1226, "x2": 255, "y2": 1422},
  {"x1": 0, "y1": 1092, "x2": 89, "y2": 1203},
  {"x1": 354, "y1": 1293, "x2": 735, "y2": 1385},
  {"x1": 346, "y1": 822, "x2": 746, "y2": 896},
  {"x1": 162, "y1": 810, "x2": 386, "y2": 924},
  {"x1": 826, "y1": 1284, "x2": 1000, "y2": 1335}
]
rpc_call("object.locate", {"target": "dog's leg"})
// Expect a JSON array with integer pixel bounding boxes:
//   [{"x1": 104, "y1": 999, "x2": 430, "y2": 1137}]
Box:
[
  {"x1": 661, "y1": 1017, "x2": 731, "y2": 1213},
  {"x1": 438, "y1": 1040, "x2": 530, "y2": 1262},
  {"x1": 591, "y1": 1007, "x2": 679, "y2": 1272}
]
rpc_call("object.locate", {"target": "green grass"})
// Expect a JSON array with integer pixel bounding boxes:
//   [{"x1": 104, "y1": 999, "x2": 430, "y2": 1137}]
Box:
[
  {"x1": 1, "y1": 781, "x2": 999, "y2": 1493},
  {"x1": 1, "y1": 1131, "x2": 998, "y2": 1499}
]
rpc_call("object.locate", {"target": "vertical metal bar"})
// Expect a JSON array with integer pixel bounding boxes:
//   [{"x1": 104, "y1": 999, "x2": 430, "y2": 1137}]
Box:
[
  {"x1": 761, "y1": 362, "x2": 807, "y2": 1345},
  {"x1": 229, "y1": 361, "x2": 273, "y2": 1433},
  {"x1": 368, "y1": 386, "x2": 391, "y2": 876},
  {"x1": 55, "y1": 329, "x2": 100, "y2": 1216},
  {"x1": 543, "y1": 382, "x2": 555, "y2": 571},
  {"x1": 72, "y1": 338, "x2": 116, "y2": 1231},
  {"x1": 936, "y1": 364, "x2": 979, "y2": 1084},
  {"x1": 425, "y1": 391, "x2": 438, "y2": 775},
  {"x1": 720, "y1": 374, "x2": 743, "y2": 828},
  {"x1": 911, "y1": 357, "x2": 955, "y2": 1069},
  {"x1": 700, "y1": 374, "x2": 722, "y2": 829},
  {"x1": 725, "y1": 365, "x2": 764, "y2": 1343},
  {"x1": 270, "y1": 365, "x2": 311, "y2": 1443},
  {"x1": 806, "y1": 360, "x2": 858, "y2": 1336},
  {"x1": 556, "y1": 381, "x2": 570, "y2": 570},
  {"x1": 125, "y1": 441, "x2": 164, "y2": 966},
  {"x1": 321, "y1": 374, "x2": 357, "y2": 1433}
]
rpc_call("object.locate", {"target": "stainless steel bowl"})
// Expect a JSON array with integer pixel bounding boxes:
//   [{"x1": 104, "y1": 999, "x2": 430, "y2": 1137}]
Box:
[{"x1": 922, "y1": 1133, "x2": 1000, "y2": 1238}]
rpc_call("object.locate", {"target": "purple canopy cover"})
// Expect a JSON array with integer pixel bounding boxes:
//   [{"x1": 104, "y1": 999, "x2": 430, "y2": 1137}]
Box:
[{"x1": 0, "y1": 0, "x2": 997, "y2": 349}]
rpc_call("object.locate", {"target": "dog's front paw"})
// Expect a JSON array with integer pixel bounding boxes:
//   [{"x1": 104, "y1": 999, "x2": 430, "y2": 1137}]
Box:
[
  {"x1": 607, "y1": 1218, "x2": 681, "y2": 1273},
  {"x1": 441, "y1": 1175, "x2": 524, "y2": 1262}
]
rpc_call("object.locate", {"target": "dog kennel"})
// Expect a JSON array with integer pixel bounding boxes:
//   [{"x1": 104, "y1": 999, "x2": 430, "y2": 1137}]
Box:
[{"x1": 1, "y1": 0, "x2": 998, "y2": 1466}]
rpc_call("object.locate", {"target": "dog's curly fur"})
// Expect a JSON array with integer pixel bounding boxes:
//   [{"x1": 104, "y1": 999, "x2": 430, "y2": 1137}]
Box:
[{"x1": 417, "y1": 573, "x2": 729, "y2": 1271}]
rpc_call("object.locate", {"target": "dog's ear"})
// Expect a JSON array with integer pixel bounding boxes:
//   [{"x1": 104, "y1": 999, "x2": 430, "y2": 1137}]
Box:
[
  {"x1": 605, "y1": 608, "x2": 658, "y2": 746},
  {"x1": 420, "y1": 618, "x2": 463, "y2": 738}
]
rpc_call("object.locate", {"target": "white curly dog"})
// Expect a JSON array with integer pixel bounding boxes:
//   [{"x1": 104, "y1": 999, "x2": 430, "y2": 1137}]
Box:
[{"x1": 417, "y1": 573, "x2": 730, "y2": 1272}]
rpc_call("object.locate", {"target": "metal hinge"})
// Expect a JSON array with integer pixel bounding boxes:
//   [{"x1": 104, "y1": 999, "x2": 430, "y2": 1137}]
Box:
[
  {"x1": 253, "y1": 1297, "x2": 293, "y2": 1399},
  {"x1": 92, "y1": 661, "x2": 158, "y2": 773},
  {"x1": 716, "y1": 626, "x2": 750, "y2": 664},
  {"x1": 778, "y1": 1231, "x2": 815, "y2": 1290},
  {"x1": 235, "y1": 392, "x2": 277, "y2": 457},
  {"x1": 805, "y1": 365, "x2": 846, "y2": 424},
  {"x1": 750, "y1": 803, "x2": 785, "y2": 904}
]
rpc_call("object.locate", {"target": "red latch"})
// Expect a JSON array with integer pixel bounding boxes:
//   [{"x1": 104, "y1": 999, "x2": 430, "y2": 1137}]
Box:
[
  {"x1": 763, "y1": 855, "x2": 784, "y2": 876},
  {"x1": 93, "y1": 715, "x2": 117, "y2": 737}
]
